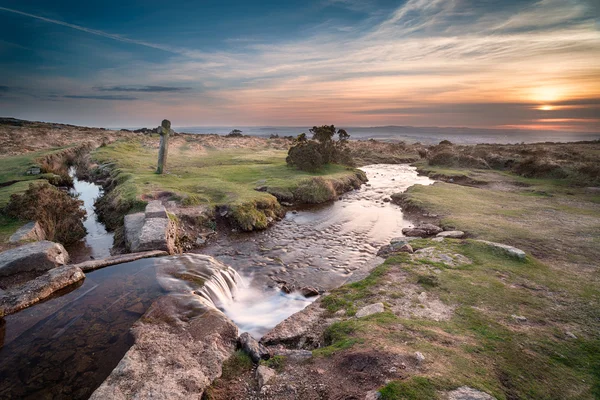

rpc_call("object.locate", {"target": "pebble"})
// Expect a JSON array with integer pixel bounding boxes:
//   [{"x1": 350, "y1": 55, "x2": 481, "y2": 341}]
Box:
[{"x1": 415, "y1": 352, "x2": 425, "y2": 363}]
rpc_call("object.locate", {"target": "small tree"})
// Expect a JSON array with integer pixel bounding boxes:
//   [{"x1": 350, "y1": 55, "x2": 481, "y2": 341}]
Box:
[
  {"x1": 286, "y1": 125, "x2": 354, "y2": 171},
  {"x1": 226, "y1": 129, "x2": 243, "y2": 138}
]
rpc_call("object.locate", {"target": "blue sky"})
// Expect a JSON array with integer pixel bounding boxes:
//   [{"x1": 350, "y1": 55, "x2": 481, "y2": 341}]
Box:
[{"x1": 0, "y1": 0, "x2": 599, "y2": 131}]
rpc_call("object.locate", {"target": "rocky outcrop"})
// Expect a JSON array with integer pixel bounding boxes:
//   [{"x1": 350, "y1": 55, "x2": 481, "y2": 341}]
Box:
[
  {"x1": 0, "y1": 265, "x2": 84, "y2": 317},
  {"x1": 475, "y1": 240, "x2": 526, "y2": 260},
  {"x1": 124, "y1": 201, "x2": 176, "y2": 254},
  {"x1": 413, "y1": 247, "x2": 472, "y2": 268},
  {"x1": 446, "y1": 386, "x2": 496, "y2": 400},
  {"x1": 8, "y1": 221, "x2": 46, "y2": 243},
  {"x1": 355, "y1": 303, "x2": 384, "y2": 318},
  {"x1": 90, "y1": 294, "x2": 238, "y2": 400},
  {"x1": 239, "y1": 332, "x2": 271, "y2": 363},
  {"x1": 261, "y1": 300, "x2": 326, "y2": 348},
  {"x1": 0, "y1": 240, "x2": 69, "y2": 277}
]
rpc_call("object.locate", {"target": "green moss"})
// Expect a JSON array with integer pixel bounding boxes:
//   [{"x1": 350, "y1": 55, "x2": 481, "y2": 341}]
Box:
[
  {"x1": 260, "y1": 355, "x2": 286, "y2": 372},
  {"x1": 378, "y1": 377, "x2": 437, "y2": 400},
  {"x1": 220, "y1": 350, "x2": 253, "y2": 380}
]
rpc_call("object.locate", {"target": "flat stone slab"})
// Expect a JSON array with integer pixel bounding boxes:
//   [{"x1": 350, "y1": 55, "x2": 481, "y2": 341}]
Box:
[
  {"x1": 447, "y1": 386, "x2": 496, "y2": 400},
  {"x1": 145, "y1": 200, "x2": 168, "y2": 219},
  {"x1": 475, "y1": 240, "x2": 526, "y2": 260},
  {"x1": 72, "y1": 250, "x2": 168, "y2": 272},
  {"x1": 413, "y1": 247, "x2": 472, "y2": 267},
  {"x1": 356, "y1": 302, "x2": 384, "y2": 318},
  {"x1": 0, "y1": 240, "x2": 69, "y2": 277},
  {"x1": 125, "y1": 213, "x2": 175, "y2": 254},
  {"x1": 9, "y1": 221, "x2": 46, "y2": 243},
  {"x1": 90, "y1": 294, "x2": 238, "y2": 400},
  {"x1": 437, "y1": 230, "x2": 465, "y2": 238},
  {"x1": 0, "y1": 265, "x2": 84, "y2": 317}
]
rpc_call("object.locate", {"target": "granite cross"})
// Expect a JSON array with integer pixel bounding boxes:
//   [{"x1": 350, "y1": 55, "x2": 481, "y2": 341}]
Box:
[{"x1": 156, "y1": 119, "x2": 173, "y2": 174}]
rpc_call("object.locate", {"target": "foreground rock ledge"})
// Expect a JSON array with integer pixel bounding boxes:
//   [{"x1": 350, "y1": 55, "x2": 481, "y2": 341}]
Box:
[
  {"x1": 90, "y1": 294, "x2": 238, "y2": 400},
  {"x1": 0, "y1": 265, "x2": 84, "y2": 317}
]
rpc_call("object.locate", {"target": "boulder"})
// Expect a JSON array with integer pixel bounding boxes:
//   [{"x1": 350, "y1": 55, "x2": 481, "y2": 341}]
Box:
[
  {"x1": 0, "y1": 265, "x2": 84, "y2": 317},
  {"x1": 90, "y1": 294, "x2": 238, "y2": 400},
  {"x1": 402, "y1": 223, "x2": 443, "y2": 237},
  {"x1": 437, "y1": 230, "x2": 465, "y2": 239},
  {"x1": 261, "y1": 301, "x2": 325, "y2": 348},
  {"x1": 447, "y1": 386, "x2": 496, "y2": 400},
  {"x1": 475, "y1": 240, "x2": 526, "y2": 260},
  {"x1": 377, "y1": 242, "x2": 413, "y2": 258},
  {"x1": 8, "y1": 221, "x2": 46, "y2": 243},
  {"x1": 390, "y1": 237, "x2": 417, "y2": 246},
  {"x1": 256, "y1": 365, "x2": 276, "y2": 389},
  {"x1": 0, "y1": 241, "x2": 69, "y2": 277},
  {"x1": 239, "y1": 332, "x2": 270, "y2": 363},
  {"x1": 125, "y1": 211, "x2": 176, "y2": 254},
  {"x1": 356, "y1": 303, "x2": 384, "y2": 318},
  {"x1": 413, "y1": 247, "x2": 472, "y2": 268},
  {"x1": 299, "y1": 286, "x2": 320, "y2": 297}
]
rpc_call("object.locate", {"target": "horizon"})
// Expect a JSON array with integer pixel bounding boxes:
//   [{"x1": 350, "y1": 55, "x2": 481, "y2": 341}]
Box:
[{"x1": 1, "y1": 1, "x2": 599, "y2": 132}]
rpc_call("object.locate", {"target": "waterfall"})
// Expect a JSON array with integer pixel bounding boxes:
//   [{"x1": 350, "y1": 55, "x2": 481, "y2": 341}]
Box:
[{"x1": 195, "y1": 266, "x2": 244, "y2": 308}]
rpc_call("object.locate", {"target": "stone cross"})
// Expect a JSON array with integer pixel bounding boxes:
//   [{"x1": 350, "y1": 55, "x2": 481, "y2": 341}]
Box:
[{"x1": 156, "y1": 119, "x2": 173, "y2": 174}]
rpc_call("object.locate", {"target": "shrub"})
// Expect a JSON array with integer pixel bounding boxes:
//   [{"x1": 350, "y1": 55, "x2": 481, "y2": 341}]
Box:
[
  {"x1": 5, "y1": 182, "x2": 86, "y2": 244},
  {"x1": 513, "y1": 157, "x2": 568, "y2": 178},
  {"x1": 225, "y1": 129, "x2": 243, "y2": 138},
  {"x1": 286, "y1": 141, "x2": 325, "y2": 172},
  {"x1": 427, "y1": 149, "x2": 458, "y2": 166},
  {"x1": 286, "y1": 125, "x2": 354, "y2": 171}
]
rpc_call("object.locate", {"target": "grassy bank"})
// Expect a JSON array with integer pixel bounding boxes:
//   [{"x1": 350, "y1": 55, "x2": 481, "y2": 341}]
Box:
[
  {"x1": 314, "y1": 235, "x2": 599, "y2": 399},
  {"x1": 91, "y1": 135, "x2": 366, "y2": 230}
]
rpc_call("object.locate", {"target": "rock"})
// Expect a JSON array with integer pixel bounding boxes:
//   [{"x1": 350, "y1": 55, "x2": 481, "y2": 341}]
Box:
[
  {"x1": 365, "y1": 389, "x2": 382, "y2": 400},
  {"x1": 413, "y1": 247, "x2": 472, "y2": 267},
  {"x1": 475, "y1": 240, "x2": 526, "y2": 260},
  {"x1": 299, "y1": 286, "x2": 319, "y2": 297},
  {"x1": 26, "y1": 166, "x2": 41, "y2": 175},
  {"x1": 72, "y1": 250, "x2": 168, "y2": 272},
  {"x1": 195, "y1": 237, "x2": 206, "y2": 245},
  {"x1": 124, "y1": 212, "x2": 176, "y2": 254},
  {"x1": 383, "y1": 198, "x2": 391, "y2": 203},
  {"x1": 401, "y1": 228, "x2": 428, "y2": 237},
  {"x1": 565, "y1": 331, "x2": 577, "y2": 339},
  {"x1": 402, "y1": 223, "x2": 443, "y2": 237},
  {"x1": 8, "y1": 221, "x2": 46, "y2": 243},
  {"x1": 256, "y1": 365, "x2": 276, "y2": 389},
  {"x1": 261, "y1": 301, "x2": 325, "y2": 348},
  {"x1": 90, "y1": 294, "x2": 238, "y2": 400},
  {"x1": 511, "y1": 314, "x2": 527, "y2": 323},
  {"x1": 0, "y1": 265, "x2": 84, "y2": 317},
  {"x1": 0, "y1": 241, "x2": 69, "y2": 277},
  {"x1": 432, "y1": 237, "x2": 444, "y2": 242},
  {"x1": 437, "y1": 230, "x2": 465, "y2": 239},
  {"x1": 239, "y1": 332, "x2": 270, "y2": 363},
  {"x1": 281, "y1": 283, "x2": 295, "y2": 294},
  {"x1": 356, "y1": 303, "x2": 384, "y2": 318},
  {"x1": 415, "y1": 351, "x2": 425, "y2": 364},
  {"x1": 400, "y1": 244, "x2": 414, "y2": 253},
  {"x1": 447, "y1": 386, "x2": 496, "y2": 400},
  {"x1": 145, "y1": 200, "x2": 168, "y2": 219}
]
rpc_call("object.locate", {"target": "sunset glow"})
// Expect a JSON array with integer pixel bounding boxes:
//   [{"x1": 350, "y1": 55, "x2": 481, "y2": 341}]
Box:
[{"x1": 0, "y1": 0, "x2": 599, "y2": 133}]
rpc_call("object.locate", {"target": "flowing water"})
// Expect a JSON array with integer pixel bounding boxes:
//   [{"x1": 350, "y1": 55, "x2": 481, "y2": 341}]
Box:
[
  {"x1": 0, "y1": 163, "x2": 432, "y2": 397},
  {"x1": 66, "y1": 168, "x2": 114, "y2": 264},
  {"x1": 201, "y1": 164, "x2": 433, "y2": 337}
]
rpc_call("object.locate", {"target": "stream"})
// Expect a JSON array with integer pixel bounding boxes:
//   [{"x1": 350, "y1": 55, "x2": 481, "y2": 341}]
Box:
[{"x1": 0, "y1": 164, "x2": 432, "y2": 399}]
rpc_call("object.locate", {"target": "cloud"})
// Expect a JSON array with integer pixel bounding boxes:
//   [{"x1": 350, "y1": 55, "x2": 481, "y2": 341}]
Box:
[
  {"x1": 0, "y1": 6, "x2": 206, "y2": 57},
  {"x1": 94, "y1": 86, "x2": 192, "y2": 92},
  {"x1": 63, "y1": 95, "x2": 138, "y2": 100}
]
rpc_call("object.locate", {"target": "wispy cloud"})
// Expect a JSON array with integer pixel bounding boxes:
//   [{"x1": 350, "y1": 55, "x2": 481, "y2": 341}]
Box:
[
  {"x1": 94, "y1": 85, "x2": 192, "y2": 92},
  {"x1": 63, "y1": 94, "x2": 138, "y2": 100}
]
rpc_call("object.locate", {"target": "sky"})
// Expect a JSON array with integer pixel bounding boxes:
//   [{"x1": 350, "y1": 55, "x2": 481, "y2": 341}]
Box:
[{"x1": 0, "y1": 0, "x2": 599, "y2": 131}]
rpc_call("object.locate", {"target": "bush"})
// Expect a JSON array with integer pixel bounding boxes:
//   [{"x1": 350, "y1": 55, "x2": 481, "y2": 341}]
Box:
[
  {"x1": 286, "y1": 125, "x2": 354, "y2": 171},
  {"x1": 427, "y1": 149, "x2": 458, "y2": 166},
  {"x1": 513, "y1": 157, "x2": 568, "y2": 178},
  {"x1": 5, "y1": 182, "x2": 86, "y2": 244},
  {"x1": 286, "y1": 141, "x2": 325, "y2": 172}
]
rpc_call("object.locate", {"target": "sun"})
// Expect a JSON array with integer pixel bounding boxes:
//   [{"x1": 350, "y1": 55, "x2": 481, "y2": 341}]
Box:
[{"x1": 538, "y1": 105, "x2": 554, "y2": 111}]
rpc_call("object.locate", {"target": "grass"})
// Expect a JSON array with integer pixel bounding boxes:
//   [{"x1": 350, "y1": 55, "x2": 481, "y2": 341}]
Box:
[
  {"x1": 92, "y1": 137, "x2": 363, "y2": 229},
  {"x1": 219, "y1": 350, "x2": 253, "y2": 380},
  {"x1": 312, "y1": 231, "x2": 600, "y2": 399}
]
